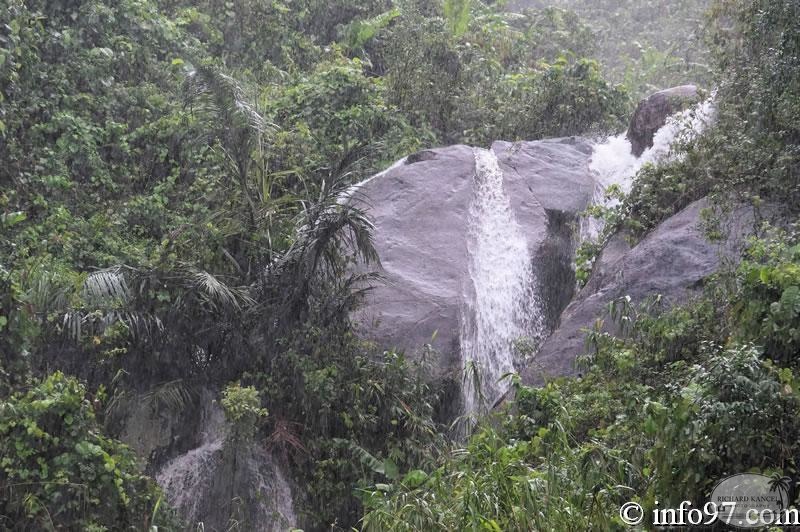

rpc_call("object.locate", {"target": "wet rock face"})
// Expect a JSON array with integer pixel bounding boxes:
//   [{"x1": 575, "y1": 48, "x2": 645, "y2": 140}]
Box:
[
  {"x1": 117, "y1": 389, "x2": 212, "y2": 474},
  {"x1": 521, "y1": 198, "x2": 758, "y2": 385},
  {"x1": 352, "y1": 145, "x2": 476, "y2": 374},
  {"x1": 157, "y1": 443, "x2": 296, "y2": 531},
  {"x1": 627, "y1": 85, "x2": 699, "y2": 156},
  {"x1": 154, "y1": 401, "x2": 297, "y2": 531},
  {"x1": 352, "y1": 138, "x2": 595, "y2": 376}
]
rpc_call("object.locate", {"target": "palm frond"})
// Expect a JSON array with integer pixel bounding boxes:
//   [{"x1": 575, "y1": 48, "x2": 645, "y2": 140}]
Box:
[
  {"x1": 294, "y1": 174, "x2": 381, "y2": 275},
  {"x1": 265, "y1": 419, "x2": 308, "y2": 455},
  {"x1": 63, "y1": 310, "x2": 82, "y2": 342},
  {"x1": 189, "y1": 269, "x2": 255, "y2": 312},
  {"x1": 83, "y1": 268, "x2": 129, "y2": 306},
  {"x1": 119, "y1": 311, "x2": 165, "y2": 342},
  {"x1": 24, "y1": 266, "x2": 74, "y2": 314},
  {"x1": 105, "y1": 379, "x2": 194, "y2": 427},
  {"x1": 140, "y1": 379, "x2": 195, "y2": 412},
  {"x1": 183, "y1": 65, "x2": 275, "y2": 138}
]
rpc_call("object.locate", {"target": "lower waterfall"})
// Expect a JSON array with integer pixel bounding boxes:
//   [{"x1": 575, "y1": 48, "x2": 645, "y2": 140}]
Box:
[
  {"x1": 459, "y1": 148, "x2": 545, "y2": 415},
  {"x1": 155, "y1": 403, "x2": 297, "y2": 531}
]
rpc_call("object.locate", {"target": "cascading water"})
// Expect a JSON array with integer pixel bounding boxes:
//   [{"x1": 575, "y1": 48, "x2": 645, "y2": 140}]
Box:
[
  {"x1": 459, "y1": 98, "x2": 715, "y2": 418},
  {"x1": 340, "y1": 156, "x2": 408, "y2": 203},
  {"x1": 459, "y1": 148, "x2": 545, "y2": 415},
  {"x1": 580, "y1": 96, "x2": 716, "y2": 241},
  {"x1": 156, "y1": 404, "x2": 227, "y2": 523},
  {"x1": 156, "y1": 403, "x2": 296, "y2": 531}
]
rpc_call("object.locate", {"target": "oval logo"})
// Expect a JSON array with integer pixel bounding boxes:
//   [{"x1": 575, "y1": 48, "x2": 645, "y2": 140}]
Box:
[{"x1": 709, "y1": 473, "x2": 792, "y2": 528}]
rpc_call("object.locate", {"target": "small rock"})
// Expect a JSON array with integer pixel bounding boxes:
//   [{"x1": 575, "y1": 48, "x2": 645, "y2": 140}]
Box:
[{"x1": 627, "y1": 85, "x2": 699, "y2": 156}]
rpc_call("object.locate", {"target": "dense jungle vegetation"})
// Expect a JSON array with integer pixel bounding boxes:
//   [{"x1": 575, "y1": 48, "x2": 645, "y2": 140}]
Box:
[{"x1": 0, "y1": 0, "x2": 798, "y2": 530}]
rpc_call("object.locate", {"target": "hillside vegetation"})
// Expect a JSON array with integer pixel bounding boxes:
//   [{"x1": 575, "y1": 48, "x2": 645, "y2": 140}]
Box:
[
  {"x1": 507, "y1": 0, "x2": 713, "y2": 97},
  {"x1": 1, "y1": 0, "x2": 798, "y2": 530}
]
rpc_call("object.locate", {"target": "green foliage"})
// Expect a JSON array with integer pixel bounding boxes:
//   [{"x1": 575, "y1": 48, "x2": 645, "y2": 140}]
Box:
[
  {"x1": 464, "y1": 56, "x2": 628, "y2": 144},
  {"x1": 511, "y1": 0, "x2": 712, "y2": 100},
  {"x1": 443, "y1": 0, "x2": 472, "y2": 37},
  {"x1": 342, "y1": 8, "x2": 401, "y2": 51},
  {"x1": 733, "y1": 227, "x2": 800, "y2": 361},
  {"x1": 266, "y1": 52, "x2": 425, "y2": 181},
  {"x1": 221, "y1": 383, "x2": 268, "y2": 442},
  {"x1": 370, "y1": 1, "x2": 628, "y2": 144},
  {"x1": 619, "y1": 0, "x2": 800, "y2": 236},
  {"x1": 0, "y1": 372, "x2": 178, "y2": 530},
  {"x1": 364, "y1": 241, "x2": 800, "y2": 529},
  {"x1": 621, "y1": 44, "x2": 704, "y2": 101},
  {"x1": 299, "y1": 0, "x2": 394, "y2": 47},
  {"x1": 574, "y1": 184, "x2": 628, "y2": 287},
  {"x1": 247, "y1": 327, "x2": 444, "y2": 528},
  {"x1": 2, "y1": 0, "x2": 795, "y2": 530}
]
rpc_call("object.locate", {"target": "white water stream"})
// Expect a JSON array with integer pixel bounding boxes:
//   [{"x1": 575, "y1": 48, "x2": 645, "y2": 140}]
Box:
[
  {"x1": 461, "y1": 97, "x2": 714, "y2": 417},
  {"x1": 459, "y1": 148, "x2": 545, "y2": 415},
  {"x1": 581, "y1": 97, "x2": 715, "y2": 241},
  {"x1": 156, "y1": 404, "x2": 296, "y2": 531}
]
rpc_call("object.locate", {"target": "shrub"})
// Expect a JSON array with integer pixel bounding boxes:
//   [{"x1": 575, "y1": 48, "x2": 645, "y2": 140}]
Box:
[{"x1": 0, "y1": 372, "x2": 178, "y2": 530}]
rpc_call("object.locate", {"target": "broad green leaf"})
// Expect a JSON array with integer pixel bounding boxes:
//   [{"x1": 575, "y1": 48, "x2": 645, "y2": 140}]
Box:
[{"x1": 1, "y1": 211, "x2": 27, "y2": 227}]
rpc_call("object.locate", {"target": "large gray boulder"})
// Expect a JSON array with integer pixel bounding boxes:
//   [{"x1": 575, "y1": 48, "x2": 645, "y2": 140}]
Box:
[
  {"x1": 353, "y1": 138, "x2": 595, "y2": 375},
  {"x1": 521, "y1": 198, "x2": 757, "y2": 384},
  {"x1": 627, "y1": 85, "x2": 700, "y2": 156}
]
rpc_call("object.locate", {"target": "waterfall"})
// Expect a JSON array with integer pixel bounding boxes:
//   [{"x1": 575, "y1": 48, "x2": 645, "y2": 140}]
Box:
[
  {"x1": 458, "y1": 98, "x2": 715, "y2": 417},
  {"x1": 156, "y1": 403, "x2": 296, "y2": 531},
  {"x1": 459, "y1": 148, "x2": 545, "y2": 415},
  {"x1": 340, "y1": 156, "x2": 408, "y2": 203},
  {"x1": 580, "y1": 96, "x2": 716, "y2": 242},
  {"x1": 157, "y1": 438, "x2": 224, "y2": 522}
]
